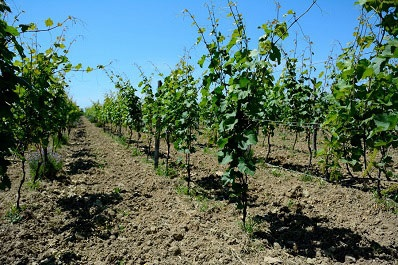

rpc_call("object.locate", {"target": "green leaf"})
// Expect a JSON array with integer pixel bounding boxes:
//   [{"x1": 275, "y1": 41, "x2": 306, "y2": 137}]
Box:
[
  {"x1": 5, "y1": 25, "x2": 19, "y2": 36},
  {"x1": 239, "y1": 77, "x2": 250, "y2": 89},
  {"x1": 198, "y1": 55, "x2": 206, "y2": 68},
  {"x1": 275, "y1": 22, "x2": 288, "y2": 40},
  {"x1": 238, "y1": 158, "x2": 255, "y2": 176},
  {"x1": 376, "y1": 114, "x2": 398, "y2": 130},
  {"x1": 270, "y1": 45, "x2": 281, "y2": 64},
  {"x1": 374, "y1": 140, "x2": 388, "y2": 147},
  {"x1": 220, "y1": 153, "x2": 233, "y2": 165},
  {"x1": 45, "y1": 18, "x2": 54, "y2": 27},
  {"x1": 217, "y1": 137, "x2": 229, "y2": 148},
  {"x1": 19, "y1": 24, "x2": 30, "y2": 32},
  {"x1": 369, "y1": 113, "x2": 398, "y2": 138},
  {"x1": 245, "y1": 132, "x2": 257, "y2": 146},
  {"x1": 221, "y1": 170, "x2": 233, "y2": 184}
]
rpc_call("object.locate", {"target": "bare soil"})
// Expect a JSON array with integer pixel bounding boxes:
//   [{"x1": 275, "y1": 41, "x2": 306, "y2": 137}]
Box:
[{"x1": 0, "y1": 117, "x2": 397, "y2": 265}]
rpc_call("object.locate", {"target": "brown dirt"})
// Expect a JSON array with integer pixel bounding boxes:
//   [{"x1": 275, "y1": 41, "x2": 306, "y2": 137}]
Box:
[{"x1": 0, "y1": 117, "x2": 397, "y2": 265}]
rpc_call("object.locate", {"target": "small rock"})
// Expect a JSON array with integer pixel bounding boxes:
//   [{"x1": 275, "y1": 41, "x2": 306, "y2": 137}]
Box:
[
  {"x1": 172, "y1": 233, "x2": 184, "y2": 241},
  {"x1": 345, "y1": 255, "x2": 356, "y2": 263},
  {"x1": 306, "y1": 258, "x2": 316, "y2": 264},
  {"x1": 273, "y1": 242, "x2": 282, "y2": 250},
  {"x1": 14, "y1": 240, "x2": 23, "y2": 248},
  {"x1": 75, "y1": 232, "x2": 85, "y2": 241},
  {"x1": 306, "y1": 226, "x2": 314, "y2": 232},
  {"x1": 228, "y1": 238, "x2": 238, "y2": 245},
  {"x1": 105, "y1": 208, "x2": 116, "y2": 217},
  {"x1": 169, "y1": 246, "x2": 181, "y2": 256},
  {"x1": 263, "y1": 256, "x2": 283, "y2": 264},
  {"x1": 303, "y1": 189, "x2": 310, "y2": 198}
]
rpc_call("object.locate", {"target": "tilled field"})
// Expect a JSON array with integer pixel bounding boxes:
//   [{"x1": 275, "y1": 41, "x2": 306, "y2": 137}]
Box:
[{"x1": 0, "y1": 117, "x2": 397, "y2": 264}]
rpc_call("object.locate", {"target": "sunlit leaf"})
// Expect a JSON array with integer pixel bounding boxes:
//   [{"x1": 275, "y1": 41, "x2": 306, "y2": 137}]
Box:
[
  {"x1": 5, "y1": 25, "x2": 19, "y2": 36},
  {"x1": 45, "y1": 18, "x2": 54, "y2": 27}
]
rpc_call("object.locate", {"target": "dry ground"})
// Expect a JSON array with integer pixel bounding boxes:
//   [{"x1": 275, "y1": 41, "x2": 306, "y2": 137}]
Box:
[{"x1": 0, "y1": 117, "x2": 397, "y2": 264}]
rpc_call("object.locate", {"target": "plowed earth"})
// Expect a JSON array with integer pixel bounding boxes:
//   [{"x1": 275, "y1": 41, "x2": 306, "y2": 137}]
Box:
[{"x1": 1, "y1": 117, "x2": 397, "y2": 265}]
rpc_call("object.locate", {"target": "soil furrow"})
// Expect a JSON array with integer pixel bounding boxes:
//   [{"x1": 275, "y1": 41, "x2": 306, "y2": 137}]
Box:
[{"x1": 0, "y1": 117, "x2": 397, "y2": 264}]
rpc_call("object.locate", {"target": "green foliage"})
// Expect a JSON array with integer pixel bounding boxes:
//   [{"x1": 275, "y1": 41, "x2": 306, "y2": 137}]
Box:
[
  {"x1": 286, "y1": 199, "x2": 295, "y2": 210},
  {"x1": 113, "y1": 187, "x2": 122, "y2": 195},
  {"x1": 271, "y1": 168, "x2": 282, "y2": 177},
  {"x1": 381, "y1": 184, "x2": 398, "y2": 203},
  {"x1": 5, "y1": 205, "x2": 24, "y2": 224},
  {"x1": 26, "y1": 177, "x2": 41, "y2": 190},
  {"x1": 28, "y1": 150, "x2": 63, "y2": 180},
  {"x1": 321, "y1": 0, "x2": 398, "y2": 186},
  {"x1": 175, "y1": 183, "x2": 190, "y2": 196},
  {"x1": 0, "y1": 1, "x2": 24, "y2": 177},
  {"x1": 155, "y1": 162, "x2": 177, "y2": 178},
  {"x1": 82, "y1": 0, "x2": 398, "y2": 228},
  {"x1": 131, "y1": 147, "x2": 142, "y2": 157},
  {"x1": 240, "y1": 216, "x2": 258, "y2": 237},
  {"x1": 106, "y1": 70, "x2": 143, "y2": 137},
  {"x1": 374, "y1": 186, "x2": 398, "y2": 214},
  {"x1": 0, "y1": 2, "x2": 82, "y2": 209},
  {"x1": 168, "y1": 57, "x2": 200, "y2": 189},
  {"x1": 186, "y1": 2, "x2": 288, "y2": 226},
  {"x1": 300, "y1": 174, "x2": 314, "y2": 182}
]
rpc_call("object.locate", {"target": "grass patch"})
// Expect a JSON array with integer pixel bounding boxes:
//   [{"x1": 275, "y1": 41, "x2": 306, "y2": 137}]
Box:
[
  {"x1": 5, "y1": 205, "x2": 25, "y2": 224},
  {"x1": 113, "y1": 135, "x2": 127, "y2": 146},
  {"x1": 287, "y1": 198, "x2": 295, "y2": 210},
  {"x1": 26, "y1": 177, "x2": 41, "y2": 190},
  {"x1": 113, "y1": 187, "x2": 122, "y2": 195},
  {"x1": 300, "y1": 174, "x2": 314, "y2": 182},
  {"x1": 271, "y1": 168, "x2": 282, "y2": 177},
  {"x1": 240, "y1": 217, "x2": 259, "y2": 237},
  {"x1": 28, "y1": 150, "x2": 63, "y2": 180},
  {"x1": 175, "y1": 183, "x2": 219, "y2": 212},
  {"x1": 131, "y1": 147, "x2": 142, "y2": 157},
  {"x1": 374, "y1": 184, "x2": 398, "y2": 214},
  {"x1": 156, "y1": 163, "x2": 177, "y2": 178},
  {"x1": 53, "y1": 133, "x2": 69, "y2": 149},
  {"x1": 175, "y1": 183, "x2": 190, "y2": 196}
]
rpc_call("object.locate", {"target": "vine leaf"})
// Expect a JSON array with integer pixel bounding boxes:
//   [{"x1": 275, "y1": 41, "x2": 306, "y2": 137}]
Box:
[{"x1": 45, "y1": 18, "x2": 54, "y2": 27}]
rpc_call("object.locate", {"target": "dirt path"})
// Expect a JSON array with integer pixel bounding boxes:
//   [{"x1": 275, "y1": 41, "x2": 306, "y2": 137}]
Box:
[{"x1": 0, "y1": 117, "x2": 397, "y2": 264}]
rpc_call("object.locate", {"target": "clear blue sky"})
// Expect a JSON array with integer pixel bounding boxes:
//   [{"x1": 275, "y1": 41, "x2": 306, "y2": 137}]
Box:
[{"x1": 7, "y1": 0, "x2": 361, "y2": 108}]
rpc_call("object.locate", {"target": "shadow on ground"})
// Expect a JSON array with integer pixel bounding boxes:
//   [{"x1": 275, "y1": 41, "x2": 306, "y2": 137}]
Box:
[
  {"x1": 252, "y1": 210, "x2": 398, "y2": 262},
  {"x1": 193, "y1": 174, "x2": 259, "y2": 206},
  {"x1": 66, "y1": 158, "x2": 101, "y2": 175},
  {"x1": 38, "y1": 251, "x2": 82, "y2": 265},
  {"x1": 56, "y1": 192, "x2": 122, "y2": 240},
  {"x1": 70, "y1": 148, "x2": 95, "y2": 159},
  {"x1": 0, "y1": 174, "x2": 11, "y2": 190},
  {"x1": 194, "y1": 174, "x2": 229, "y2": 200},
  {"x1": 259, "y1": 156, "x2": 321, "y2": 177}
]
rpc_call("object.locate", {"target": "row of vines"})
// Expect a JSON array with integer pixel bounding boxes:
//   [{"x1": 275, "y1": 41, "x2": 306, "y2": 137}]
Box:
[
  {"x1": 86, "y1": 0, "x2": 397, "y2": 225},
  {"x1": 0, "y1": 1, "x2": 85, "y2": 208}
]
